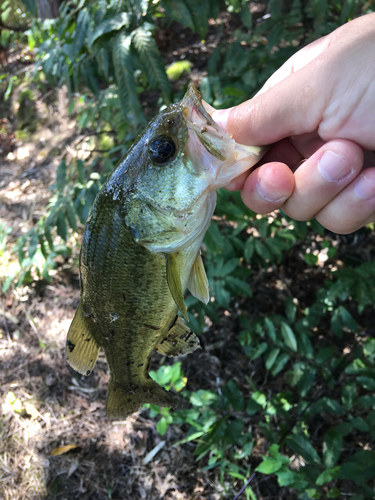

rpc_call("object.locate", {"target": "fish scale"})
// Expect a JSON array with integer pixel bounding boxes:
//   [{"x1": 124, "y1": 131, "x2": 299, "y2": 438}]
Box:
[{"x1": 66, "y1": 84, "x2": 266, "y2": 418}]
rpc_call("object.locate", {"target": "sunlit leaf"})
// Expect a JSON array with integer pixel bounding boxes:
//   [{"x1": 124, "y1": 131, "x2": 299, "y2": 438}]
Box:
[{"x1": 50, "y1": 444, "x2": 80, "y2": 456}]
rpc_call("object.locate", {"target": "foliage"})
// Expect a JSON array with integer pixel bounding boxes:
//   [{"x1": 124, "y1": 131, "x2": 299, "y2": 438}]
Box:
[
  {"x1": 2, "y1": 0, "x2": 375, "y2": 498},
  {"x1": 151, "y1": 259, "x2": 375, "y2": 497}
]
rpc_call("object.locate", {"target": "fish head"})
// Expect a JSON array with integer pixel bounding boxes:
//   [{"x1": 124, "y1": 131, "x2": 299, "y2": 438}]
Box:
[{"x1": 122, "y1": 84, "x2": 267, "y2": 254}]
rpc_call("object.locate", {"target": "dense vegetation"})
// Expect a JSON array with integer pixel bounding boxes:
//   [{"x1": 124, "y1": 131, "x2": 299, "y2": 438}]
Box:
[{"x1": 1, "y1": 0, "x2": 375, "y2": 499}]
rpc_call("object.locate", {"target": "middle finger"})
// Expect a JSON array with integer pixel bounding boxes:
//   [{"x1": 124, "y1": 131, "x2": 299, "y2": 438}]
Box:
[{"x1": 282, "y1": 139, "x2": 364, "y2": 221}]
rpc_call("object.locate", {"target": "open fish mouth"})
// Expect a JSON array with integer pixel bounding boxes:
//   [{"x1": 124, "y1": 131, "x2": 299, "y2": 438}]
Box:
[{"x1": 180, "y1": 84, "x2": 267, "y2": 188}]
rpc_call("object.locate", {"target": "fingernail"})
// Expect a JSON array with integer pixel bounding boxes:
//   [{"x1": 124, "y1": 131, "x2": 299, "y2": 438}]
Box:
[
  {"x1": 318, "y1": 151, "x2": 352, "y2": 182},
  {"x1": 354, "y1": 175, "x2": 375, "y2": 200},
  {"x1": 212, "y1": 108, "x2": 231, "y2": 133},
  {"x1": 256, "y1": 178, "x2": 287, "y2": 203}
]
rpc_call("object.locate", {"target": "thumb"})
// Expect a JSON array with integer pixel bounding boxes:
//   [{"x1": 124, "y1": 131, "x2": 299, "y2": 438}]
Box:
[{"x1": 212, "y1": 66, "x2": 327, "y2": 146}]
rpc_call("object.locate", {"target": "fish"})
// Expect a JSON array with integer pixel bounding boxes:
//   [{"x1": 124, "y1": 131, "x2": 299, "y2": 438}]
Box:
[{"x1": 66, "y1": 84, "x2": 266, "y2": 419}]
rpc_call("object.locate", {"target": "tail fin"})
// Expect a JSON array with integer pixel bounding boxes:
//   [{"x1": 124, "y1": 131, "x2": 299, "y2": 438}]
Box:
[{"x1": 106, "y1": 377, "x2": 186, "y2": 419}]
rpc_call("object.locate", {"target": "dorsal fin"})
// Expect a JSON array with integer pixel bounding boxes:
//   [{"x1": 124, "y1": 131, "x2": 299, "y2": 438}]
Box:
[
  {"x1": 66, "y1": 302, "x2": 100, "y2": 376},
  {"x1": 187, "y1": 251, "x2": 209, "y2": 304},
  {"x1": 166, "y1": 252, "x2": 188, "y2": 321}
]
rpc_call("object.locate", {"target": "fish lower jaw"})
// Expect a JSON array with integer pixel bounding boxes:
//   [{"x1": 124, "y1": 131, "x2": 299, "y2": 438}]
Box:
[{"x1": 143, "y1": 191, "x2": 217, "y2": 255}]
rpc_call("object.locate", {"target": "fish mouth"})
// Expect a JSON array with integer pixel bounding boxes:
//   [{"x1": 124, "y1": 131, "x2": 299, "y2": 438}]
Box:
[{"x1": 180, "y1": 84, "x2": 267, "y2": 188}]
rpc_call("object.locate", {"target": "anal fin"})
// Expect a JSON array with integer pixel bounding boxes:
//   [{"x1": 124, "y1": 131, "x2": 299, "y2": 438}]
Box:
[
  {"x1": 166, "y1": 252, "x2": 188, "y2": 321},
  {"x1": 66, "y1": 302, "x2": 100, "y2": 376},
  {"x1": 155, "y1": 317, "x2": 200, "y2": 357},
  {"x1": 187, "y1": 251, "x2": 209, "y2": 304}
]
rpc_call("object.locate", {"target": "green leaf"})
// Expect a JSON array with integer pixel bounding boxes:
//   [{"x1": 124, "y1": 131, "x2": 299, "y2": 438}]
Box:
[
  {"x1": 225, "y1": 276, "x2": 252, "y2": 297},
  {"x1": 264, "y1": 317, "x2": 276, "y2": 342},
  {"x1": 284, "y1": 297, "x2": 297, "y2": 323},
  {"x1": 281, "y1": 322, "x2": 297, "y2": 351},
  {"x1": 351, "y1": 417, "x2": 369, "y2": 432},
  {"x1": 56, "y1": 160, "x2": 67, "y2": 191},
  {"x1": 63, "y1": 199, "x2": 77, "y2": 231},
  {"x1": 335, "y1": 422, "x2": 352, "y2": 436},
  {"x1": 161, "y1": 0, "x2": 194, "y2": 31},
  {"x1": 276, "y1": 467, "x2": 308, "y2": 487},
  {"x1": 223, "y1": 380, "x2": 244, "y2": 412},
  {"x1": 244, "y1": 237, "x2": 254, "y2": 261},
  {"x1": 271, "y1": 353, "x2": 290, "y2": 376},
  {"x1": 256, "y1": 457, "x2": 283, "y2": 474},
  {"x1": 28, "y1": 229, "x2": 39, "y2": 259},
  {"x1": 249, "y1": 342, "x2": 268, "y2": 360},
  {"x1": 341, "y1": 381, "x2": 357, "y2": 410},
  {"x1": 162, "y1": 0, "x2": 210, "y2": 38},
  {"x1": 286, "y1": 434, "x2": 321, "y2": 464},
  {"x1": 218, "y1": 258, "x2": 239, "y2": 277},
  {"x1": 339, "y1": 451, "x2": 375, "y2": 484},
  {"x1": 305, "y1": 252, "x2": 318, "y2": 265},
  {"x1": 297, "y1": 330, "x2": 314, "y2": 359},
  {"x1": 255, "y1": 239, "x2": 271, "y2": 261},
  {"x1": 96, "y1": 47, "x2": 110, "y2": 80},
  {"x1": 2, "y1": 272, "x2": 15, "y2": 293},
  {"x1": 316, "y1": 466, "x2": 341, "y2": 486},
  {"x1": 321, "y1": 398, "x2": 345, "y2": 416},
  {"x1": 356, "y1": 395, "x2": 375, "y2": 409},
  {"x1": 240, "y1": 4, "x2": 253, "y2": 29},
  {"x1": 80, "y1": 58, "x2": 99, "y2": 97},
  {"x1": 133, "y1": 27, "x2": 171, "y2": 104},
  {"x1": 297, "y1": 367, "x2": 316, "y2": 397},
  {"x1": 265, "y1": 348, "x2": 280, "y2": 371},
  {"x1": 224, "y1": 418, "x2": 244, "y2": 444},
  {"x1": 71, "y1": 9, "x2": 89, "y2": 57},
  {"x1": 112, "y1": 31, "x2": 146, "y2": 125},
  {"x1": 357, "y1": 376, "x2": 375, "y2": 391},
  {"x1": 327, "y1": 488, "x2": 341, "y2": 498},
  {"x1": 323, "y1": 428, "x2": 342, "y2": 468},
  {"x1": 246, "y1": 398, "x2": 261, "y2": 415},
  {"x1": 89, "y1": 12, "x2": 130, "y2": 47},
  {"x1": 56, "y1": 210, "x2": 67, "y2": 241},
  {"x1": 156, "y1": 417, "x2": 168, "y2": 435}
]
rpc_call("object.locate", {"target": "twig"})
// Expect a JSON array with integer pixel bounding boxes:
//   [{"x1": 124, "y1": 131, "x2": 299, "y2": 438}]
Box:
[
  {"x1": 74, "y1": 130, "x2": 116, "y2": 148},
  {"x1": 233, "y1": 472, "x2": 256, "y2": 500}
]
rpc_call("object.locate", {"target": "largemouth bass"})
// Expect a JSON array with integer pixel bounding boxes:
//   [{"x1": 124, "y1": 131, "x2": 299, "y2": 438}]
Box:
[{"x1": 66, "y1": 84, "x2": 266, "y2": 419}]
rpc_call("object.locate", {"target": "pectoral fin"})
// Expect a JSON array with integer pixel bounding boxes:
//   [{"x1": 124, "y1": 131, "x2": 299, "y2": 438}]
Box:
[
  {"x1": 187, "y1": 252, "x2": 209, "y2": 304},
  {"x1": 166, "y1": 252, "x2": 188, "y2": 321},
  {"x1": 66, "y1": 302, "x2": 100, "y2": 376},
  {"x1": 155, "y1": 317, "x2": 200, "y2": 356}
]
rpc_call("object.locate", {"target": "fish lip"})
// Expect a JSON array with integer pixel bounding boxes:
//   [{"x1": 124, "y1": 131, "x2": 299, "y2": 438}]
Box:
[{"x1": 181, "y1": 84, "x2": 219, "y2": 132}]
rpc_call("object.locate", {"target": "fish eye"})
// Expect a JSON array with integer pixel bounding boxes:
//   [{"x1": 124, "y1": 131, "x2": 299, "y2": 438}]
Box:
[{"x1": 149, "y1": 136, "x2": 177, "y2": 164}]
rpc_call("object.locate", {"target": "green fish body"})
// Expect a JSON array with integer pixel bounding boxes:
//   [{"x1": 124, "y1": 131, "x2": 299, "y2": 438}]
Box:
[{"x1": 66, "y1": 85, "x2": 266, "y2": 419}]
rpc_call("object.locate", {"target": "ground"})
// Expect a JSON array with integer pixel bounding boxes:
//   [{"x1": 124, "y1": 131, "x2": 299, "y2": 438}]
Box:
[{"x1": 1, "y1": 13, "x2": 375, "y2": 500}]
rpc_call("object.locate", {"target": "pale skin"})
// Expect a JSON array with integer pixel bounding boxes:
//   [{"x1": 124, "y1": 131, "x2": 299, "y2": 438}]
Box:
[{"x1": 212, "y1": 13, "x2": 375, "y2": 234}]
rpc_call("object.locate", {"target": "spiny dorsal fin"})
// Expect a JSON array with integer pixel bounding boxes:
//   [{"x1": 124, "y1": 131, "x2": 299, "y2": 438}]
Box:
[
  {"x1": 166, "y1": 252, "x2": 188, "y2": 321},
  {"x1": 66, "y1": 302, "x2": 100, "y2": 376},
  {"x1": 187, "y1": 252, "x2": 209, "y2": 304},
  {"x1": 155, "y1": 317, "x2": 200, "y2": 356}
]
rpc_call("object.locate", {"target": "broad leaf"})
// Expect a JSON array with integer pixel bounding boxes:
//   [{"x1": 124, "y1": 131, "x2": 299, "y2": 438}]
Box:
[
  {"x1": 133, "y1": 27, "x2": 171, "y2": 103},
  {"x1": 281, "y1": 322, "x2": 298, "y2": 352},
  {"x1": 112, "y1": 31, "x2": 146, "y2": 125},
  {"x1": 286, "y1": 434, "x2": 321, "y2": 464},
  {"x1": 89, "y1": 12, "x2": 130, "y2": 47},
  {"x1": 323, "y1": 428, "x2": 342, "y2": 468}
]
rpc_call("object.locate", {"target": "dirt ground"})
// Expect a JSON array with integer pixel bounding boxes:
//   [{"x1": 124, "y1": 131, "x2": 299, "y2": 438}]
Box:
[{"x1": 1, "y1": 16, "x2": 375, "y2": 500}]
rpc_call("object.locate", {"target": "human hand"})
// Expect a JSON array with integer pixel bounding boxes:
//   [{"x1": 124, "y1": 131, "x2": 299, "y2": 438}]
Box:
[{"x1": 212, "y1": 13, "x2": 375, "y2": 234}]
